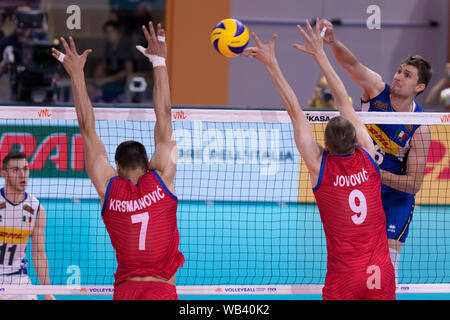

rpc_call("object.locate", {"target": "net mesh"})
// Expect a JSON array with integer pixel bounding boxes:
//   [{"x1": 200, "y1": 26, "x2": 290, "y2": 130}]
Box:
[{"x1": 0, "y1": 107, "x2": 449, "y2": 294}]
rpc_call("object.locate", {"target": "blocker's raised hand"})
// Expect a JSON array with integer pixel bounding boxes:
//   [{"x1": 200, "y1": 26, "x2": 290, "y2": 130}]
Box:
[
  {"x1": 241, "y1": 32, "x2": 278, "y2": 67},
  {"x1": 139, "y1": 21, "x2": 167, "y2": 59},
  {"x1": 51, "y1": 36, "x2": 92, "y2": 77},
  {"x1": 292, "y1": 18, "x2": 325, "y2": 58}
]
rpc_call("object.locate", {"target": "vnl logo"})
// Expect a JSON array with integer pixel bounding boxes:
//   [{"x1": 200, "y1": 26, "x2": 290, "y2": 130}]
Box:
[
  {"x1": 38, "y1": 108, "x2": 52, "y2": 118},
  {"x1": 440, "y1": 114, "x2": 450, "y2": 123}
]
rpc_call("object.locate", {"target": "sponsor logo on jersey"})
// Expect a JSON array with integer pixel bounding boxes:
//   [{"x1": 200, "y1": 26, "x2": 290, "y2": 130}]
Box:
[
  {"x1": 404, "y1": 124, "x2": 413, "y2": 133},
  {"x1": 22, "y1": 204, "x2": 34, "y2": 215},
  {"x1": 387, "y1": 224, "x2": 396, "y2": 233},
  {"x1": 373, "y1": 101, "x2": 389, "y2": 111},
  {"x1": 0, "y1": 202, "x2": 5, "y2": 210},
  {"x1": 0, "y1": 227, "x2": 30, "y2": 243},
  {"x1": 365, "y1": 124, "x2": 403, "y2": 156}
]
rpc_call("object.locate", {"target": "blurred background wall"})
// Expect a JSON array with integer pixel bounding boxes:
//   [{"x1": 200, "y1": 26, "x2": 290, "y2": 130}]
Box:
[
  {"x1": 0, "y1": 0, "x2": 447, "y2": 110},
  {"x1": 227, "y1": 0, "x2": 448, "y2": 110}
]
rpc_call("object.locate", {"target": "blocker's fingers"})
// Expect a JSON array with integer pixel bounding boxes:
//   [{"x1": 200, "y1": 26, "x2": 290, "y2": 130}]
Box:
[
  {"x1": 69, "y1": 36, "x2": 77, "y2": 53},
  {"x1": 292, "y1": 43, "x2": 309, "y2": 54},
  {"x1": 51, "y1": 48, "x2": 64, "y2": 62},
  {"x1": 296, "y1": 24, "x2": 310, "y2": 42},
  {"x1": 142, "y1": 25, "x2": 151, "y2": 43},
  {"x1": 157, "y1": 24, "x2": 166, "y2": 42},
  {"x1": 157, "y1": 23, "x2": 165, "y2": 36},
  {"x1": 269, "y1": 34, "x2": 278, "y2": 46},
  {"x1": 314, "y1": 17, "x2": 321, "y2": 35},
  {"x1": 60, "y1": 37, "x2": 70, "y2": 53},
  {"x1": 251, "y1": 32, "x2": 263, "y2": 48},
  {"x1": 81, "y1": 49, "x2": 92, "y2": 59},
  {"x1": 148, "y1": 21, "x2": 157, "y2": 40},
  {"x1": 305, "y1": 19, "x2": 314, "y2": 35}
]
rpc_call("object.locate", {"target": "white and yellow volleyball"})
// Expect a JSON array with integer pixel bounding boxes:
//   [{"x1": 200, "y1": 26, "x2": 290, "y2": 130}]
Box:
[{"x1": 210, "y1": 18, "x2": 249, "y2": 58}]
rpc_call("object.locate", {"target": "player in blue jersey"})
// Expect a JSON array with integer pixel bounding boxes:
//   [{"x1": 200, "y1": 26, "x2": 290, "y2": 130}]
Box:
[{"x1": 316, "y1": 19, "x2": 432, "y2": 282}]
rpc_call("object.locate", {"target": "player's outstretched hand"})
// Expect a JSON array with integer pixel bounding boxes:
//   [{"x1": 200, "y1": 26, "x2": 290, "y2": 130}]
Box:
[
  {"x1": 137, "y1": 21, "x2": 167, "y2": 59},
  {"x1": 51, "y1": 36, "x2": 92, "y2": 77},
  {"x1": 292, "y1": 18, "x2": 324, "y2": 58},
  {"x1": 240, "y1": 32, "x2": 278, "y2": 68},
  {"x1": 318, "y1": 18, "x2": 335, "y2": 45}
]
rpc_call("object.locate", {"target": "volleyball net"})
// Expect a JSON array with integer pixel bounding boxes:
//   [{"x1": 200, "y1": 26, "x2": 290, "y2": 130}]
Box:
[{"x1": 0, "y1": 106, "x2": 449, "y2": 296}]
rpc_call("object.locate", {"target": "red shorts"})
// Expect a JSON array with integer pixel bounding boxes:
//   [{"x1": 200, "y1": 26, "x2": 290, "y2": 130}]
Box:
[
  {"x1": 322, "y1": 263, "x2": 396, "y2": 300},
  {"x1": 113, "y1": 280, "x2": 178, "y2": 300}
]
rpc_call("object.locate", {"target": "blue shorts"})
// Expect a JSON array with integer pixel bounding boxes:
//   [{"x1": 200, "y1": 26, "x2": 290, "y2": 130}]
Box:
[{"x1": 382, "y1": 185, "x2": 415, "y2": 243}]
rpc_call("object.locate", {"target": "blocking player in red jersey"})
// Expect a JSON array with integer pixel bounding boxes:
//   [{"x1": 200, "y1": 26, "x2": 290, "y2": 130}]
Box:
[
  {"x1": 51, "y1": 22, "x2": 185, "y2": 300},
  {"x1": 242, "y1": 18, "x2": 395, "y2": 300}
]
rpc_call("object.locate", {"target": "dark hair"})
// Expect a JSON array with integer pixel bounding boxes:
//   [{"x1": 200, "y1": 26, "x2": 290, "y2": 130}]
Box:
[
  {"x1": 115, "y1": 141, "x2": 148, "y2": 171},
  {"x1": 2, "y1": 151, "x2": 27, "y2": 170},
  {"x1": 401, "y1": 55, "x2": 432, "y2": 95},
  {"x1": 324, "y1": 116, "x2": 356, "y2": 155},
  {"x1": 102, "y1": 20, "x2": 121, "y2": 33}
]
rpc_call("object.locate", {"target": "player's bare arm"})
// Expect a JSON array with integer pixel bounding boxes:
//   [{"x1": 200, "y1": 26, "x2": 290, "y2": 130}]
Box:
[
  {"x1": 380, "y1": 125, "x2": 431, "y2": 194},
  {"x1": 31, "y1": 205, "x2": 55, "y2": 300},
  {"x1": 293, "y1": 18, "x2": 375, "y2": 159},
  {"x1": 318, "y1": 19, "x2": 385, "y2": 101},
  {"x1": 52, "y1": 38, "x2": 116, "y2": 204},
  {"x1": 138, "y1": 22, "x2": 177, "y2": 195},
  {"x1": 241, "y1": 31, "x2": 323, "y2": 182}
]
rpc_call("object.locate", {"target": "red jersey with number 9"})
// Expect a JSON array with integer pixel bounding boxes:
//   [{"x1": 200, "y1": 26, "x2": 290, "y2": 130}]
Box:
[
  {"x1": 101, "y1": 170, "x2": 185, "y2": 287},
  {"x1": 313, "y1": 146, "x2": 391, "y2": 273}
]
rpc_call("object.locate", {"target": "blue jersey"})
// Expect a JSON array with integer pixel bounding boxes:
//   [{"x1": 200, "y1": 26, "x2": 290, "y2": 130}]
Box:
[{"x1": 361, "y1": 83, "x2": 423, "y2": 242}]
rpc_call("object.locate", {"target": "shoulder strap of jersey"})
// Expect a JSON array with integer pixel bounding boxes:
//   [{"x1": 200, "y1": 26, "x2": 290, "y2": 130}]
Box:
[
  {"x1": 355, "y1": 145, "x2": 380, "y2": 176},
  {"x1": 101, "y1": 176, "x2": 120, "y2": 216},
  {"x1": 312, "y1": 150, "x2": 327, "y2": 192}
]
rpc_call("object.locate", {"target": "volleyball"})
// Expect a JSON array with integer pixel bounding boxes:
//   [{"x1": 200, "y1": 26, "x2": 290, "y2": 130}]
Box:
[{"x1": 210, "y1": 18, "x2": 249, "y2": 57}]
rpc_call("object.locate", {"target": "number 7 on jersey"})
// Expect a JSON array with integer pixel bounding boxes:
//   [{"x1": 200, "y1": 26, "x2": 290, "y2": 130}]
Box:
[{"x1": 131, "y1": 212, "x2": 149, "y2": 251}]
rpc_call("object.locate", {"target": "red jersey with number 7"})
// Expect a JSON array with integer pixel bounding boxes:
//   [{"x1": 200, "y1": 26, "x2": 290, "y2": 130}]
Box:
[
  {"x1": 313, "y1": 146, "x2": 391, "y2": 273},
  {"x1": 101, "y1": 170, "x2": 185, "y2": 287}
]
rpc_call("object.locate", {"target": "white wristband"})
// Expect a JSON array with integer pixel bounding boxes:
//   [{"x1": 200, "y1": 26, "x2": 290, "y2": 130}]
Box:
[{"x1": 150, "y1": 55, "x2": 166, "y2": 67}]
